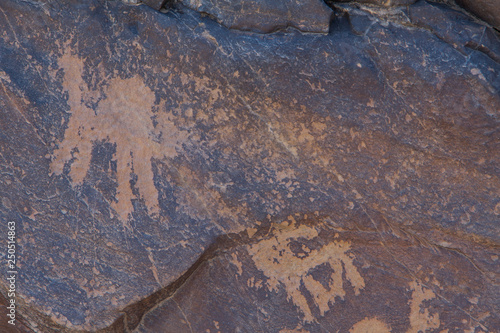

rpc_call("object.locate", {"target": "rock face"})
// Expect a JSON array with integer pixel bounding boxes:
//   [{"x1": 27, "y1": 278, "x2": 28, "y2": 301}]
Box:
[
  {"x1": 141, "y1": 0, "x2": 167, "y2": 11},
  {"x1": 0, "y1": 0, "x2": 499, "y2": 332},
  {"x1": 181, "y1": 0, "x2": 333, "y2": 33},
  {"x1": 454, "y1": 0, "x2": 500, "y2": 29},
  {"x1": 332, "y1": 0, "x2": 417, "y2": 7}
]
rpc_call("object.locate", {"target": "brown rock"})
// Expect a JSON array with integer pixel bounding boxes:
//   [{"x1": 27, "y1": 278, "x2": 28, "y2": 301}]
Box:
[
  {"x1": 141, "y1": 0, "x2": 168, "y2": 11},
  {"x1": 455, "y1": 0, "x2": 500, "y2": 29},
  {"x1": 0, "y1": 293, "x2": 32, "y2": 333},
  {"x1": 181, "y1": 0, "x2": 333, "y2": 33},
  {"x1": 332, "y1": 0, "x2": 416, "y2": 6},
  {"x1": 135, "y1": 220, "x2": 499, "y2": 332}
]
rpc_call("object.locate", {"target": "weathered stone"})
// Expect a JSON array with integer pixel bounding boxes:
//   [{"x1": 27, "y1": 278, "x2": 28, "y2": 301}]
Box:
[
  {"x1": 0, "y1": 293, "x2": 32, "y2": 332},
  {"x1": 180, "y1": 0, "x2": 333, "y2": 33},
  {"x1": 332, "y1": 0, "x2": 417, "y2": 7},
  {"x1": 0, "y1": 0, "x2": 499, "y2": 332},
  {"x1": 408, "y1": 1, "x2": 500, "y2": 60},
  {"x1": 454, "y1": 0, "x2": 500, "y2": 30},
  {"x1": 141, "y1": 0, "x2": 167, "y2": 11},
  {"x1": 135, "y1": 220, "x2": 499, "y2": 332}
]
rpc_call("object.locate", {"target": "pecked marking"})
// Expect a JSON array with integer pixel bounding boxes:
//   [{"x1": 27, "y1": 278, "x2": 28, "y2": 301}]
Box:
[
  {"x1": 247, "y1": 221, "x2": 365, "y2": 322},
  {"x1": 51, "y1": 52, "x2": 188, "y2": 225}
]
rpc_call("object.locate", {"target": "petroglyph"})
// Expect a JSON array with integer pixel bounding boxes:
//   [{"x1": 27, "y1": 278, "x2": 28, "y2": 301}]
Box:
[
  {"x1": 407, "y1": 280, "x2": 440, "y2": 333},
  {"x1": 349, "y1": 317, "x2": 391, "y2": 333},
  {"x1": 247, "y1": 219, "x2": 365, "y2": 322},
  {"x1": 51, "y1": 52, "x2": 188, "y2": 224}
]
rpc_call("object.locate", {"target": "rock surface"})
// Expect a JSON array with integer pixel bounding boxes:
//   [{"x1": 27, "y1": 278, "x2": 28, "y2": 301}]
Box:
[
  {"x1": 0, "y1": 0, "x2": 499, "y2": 332},
  {"x1": 454, "y1": 0, "x2": 500, "y2": 30},
  {"x1": 142, "y1": 0, "x2": 167, "y2": 11},
  {"x1": 331, "y1": 0, "x2": 417, "y2": 7},
  {"x1": 180, "y1": 0, "x2": 333, "y2": 33}
]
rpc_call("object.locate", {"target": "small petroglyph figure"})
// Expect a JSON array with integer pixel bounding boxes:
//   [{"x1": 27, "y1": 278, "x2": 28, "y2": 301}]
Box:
[{"x1": 247, "y1": 220, "x2": 365, "y2": 323}]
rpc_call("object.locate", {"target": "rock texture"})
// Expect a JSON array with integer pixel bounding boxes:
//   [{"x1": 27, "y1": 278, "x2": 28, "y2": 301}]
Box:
[
  {"x1": 142, "y1": 0, "x2": 167, "y2": 11},
  {"x1": 454, "y1": 0, "x2": 500, "y2": 30},
  {"x1": 0, "y1": 0, "x2": 499, "y2": 332},
  {"x1": 180, "y1": 0, "x2": 333, "y2": 33},
  {"x1": 332, "y1": 0, "x2": 417, "y2": 7}
]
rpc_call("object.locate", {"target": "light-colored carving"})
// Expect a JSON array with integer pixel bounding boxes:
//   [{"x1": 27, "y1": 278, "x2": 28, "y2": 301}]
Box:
[
  {"x1": 247, "y1": 220, "x2": 365, "y2": 322},
  {"x1": 51, "y1": 52, "x2": 187, "y2": 225},
  {"x1": 349, "y1": 317, "x2": 391, "y2": 333},
  {"x1": 407, "y1": 280, "x2": 440, "y2": 333}
]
